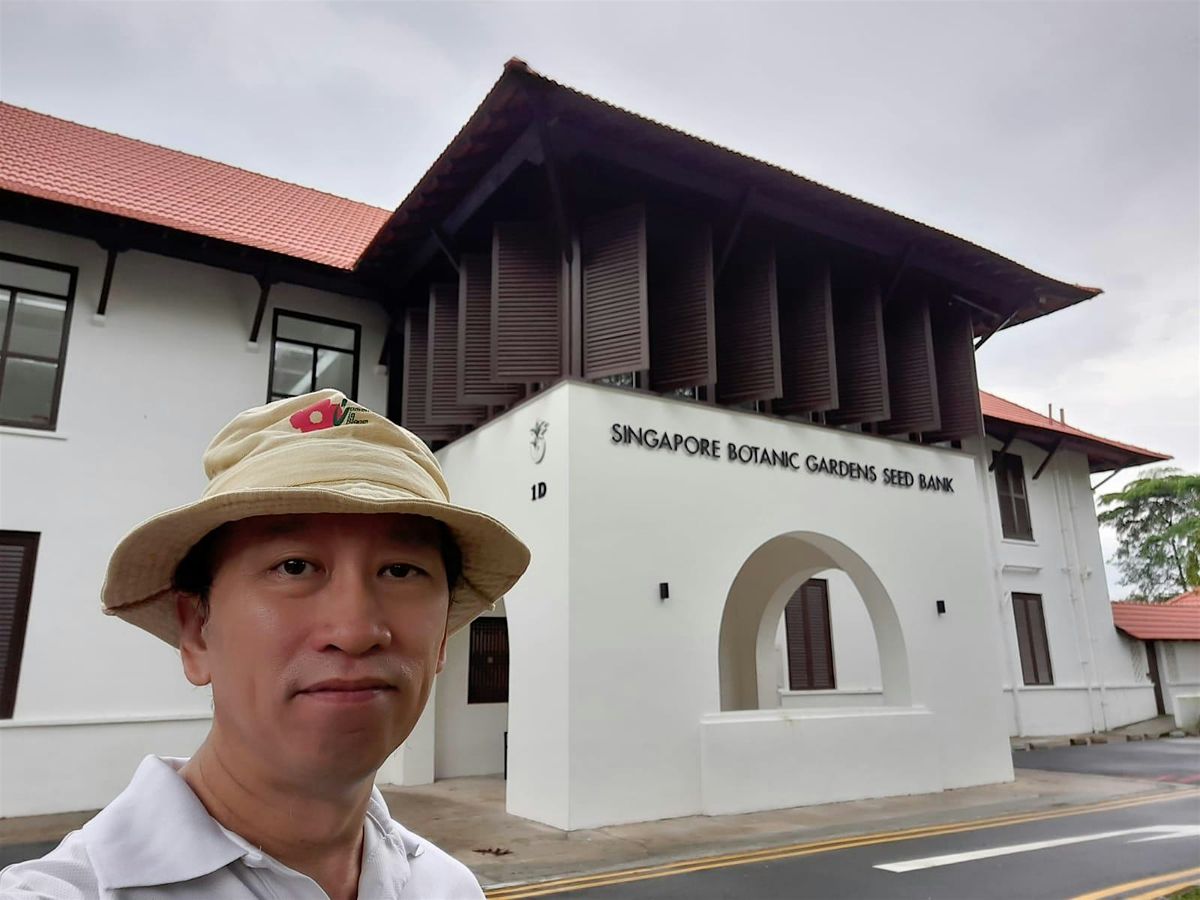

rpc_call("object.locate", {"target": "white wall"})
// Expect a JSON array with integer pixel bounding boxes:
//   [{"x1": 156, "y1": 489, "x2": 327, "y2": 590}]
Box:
[
  {"x1": 968, "y1": 434, "x2": 1157, "y2": 736},
  {"x1": 439, "y1": 380, "x2": 1013, "y2": 830},
  {"x1": 1155, "y1": 640, "x2": 1200, "y2": 716},
  {"x1": 434, "y1": 604, "x2": 508, "y2": 779},
  {"x1": 435, "y1": 387, "x2": 572, "y2": 829},
  {"x1": 0, "y1": 222, "x2": 391, "y2": 815}
]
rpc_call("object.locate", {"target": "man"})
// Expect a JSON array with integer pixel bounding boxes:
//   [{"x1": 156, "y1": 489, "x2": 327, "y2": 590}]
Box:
[{"x1": 0, "y1": 390, "x2": 530, "y2": 899}]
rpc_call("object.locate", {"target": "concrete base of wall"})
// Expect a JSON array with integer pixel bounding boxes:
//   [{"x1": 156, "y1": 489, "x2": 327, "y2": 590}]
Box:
[{"x1": 699, "y1": 706, "x2": 942, "y2": 816}]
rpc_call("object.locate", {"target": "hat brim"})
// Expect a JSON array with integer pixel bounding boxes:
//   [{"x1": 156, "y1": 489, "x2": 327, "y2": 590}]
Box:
[{"x1": 102, "y1": 487, "x2": 531, "y2": 647}]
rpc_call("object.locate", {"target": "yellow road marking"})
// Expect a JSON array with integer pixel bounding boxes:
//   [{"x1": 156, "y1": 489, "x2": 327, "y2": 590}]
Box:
[
  {"x1": 485, "y1": 788, "x2": 1200, "y2": 899},
  {"x1": 1070, "y1": 865, "x2": 1200, "y2": 900}
]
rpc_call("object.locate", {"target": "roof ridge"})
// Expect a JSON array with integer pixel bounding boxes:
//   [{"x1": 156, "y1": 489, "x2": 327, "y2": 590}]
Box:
[{"x1": 0, "y1": 101, "x2": 390, "y2": 213}]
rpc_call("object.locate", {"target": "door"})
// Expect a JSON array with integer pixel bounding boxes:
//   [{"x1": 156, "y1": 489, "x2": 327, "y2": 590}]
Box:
[{"x1": 1145, "y1": 640, "x2": 1166, "y2": 717}]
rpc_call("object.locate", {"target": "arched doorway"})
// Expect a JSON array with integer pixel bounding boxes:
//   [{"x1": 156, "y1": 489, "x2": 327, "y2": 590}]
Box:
[{"x1": 718, "y1": 532, "x2": 912, "y2": 711}]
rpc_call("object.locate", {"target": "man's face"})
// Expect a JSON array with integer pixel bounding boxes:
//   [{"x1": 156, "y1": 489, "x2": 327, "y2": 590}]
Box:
[{"x1": 177, "y1": 513, "x2": 451, "y2": 786}]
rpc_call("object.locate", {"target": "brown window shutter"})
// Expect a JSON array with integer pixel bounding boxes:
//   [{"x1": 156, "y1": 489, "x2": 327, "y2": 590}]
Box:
[
  {"x1": 468, "y1": 617, "x2": 509, "y2": 704},
  {"x1": 427, "y1": 283, "x2": 485, "y2": 426},
  {"x1": 648, "y1": 218, "x2": 716, "y2": 391},
  {"x1": 459, "y1": 254, "x2": 520, "y2": 405},
  {"x1": 827, "y1": 271, "x2": 890, "y2": 424},
  {"x1": 1012, "y1": 593, "x2": 1053, "y2": 685},
  {"x1": 922, "y1": 300, "x2": 983, "y2": 442},
  {"x1": 879, "y1": 295, "x2": 941, "y2": 434},
  {"x1": 582, "y1": 204, "x2": 649, "y2": 380},
  {"x1": 784, "y1": 578, "x2": 835, "y2": 691},
  {"x1": 715, "y1": 243, "x2": 782, "y2": 404},
  {"x1": 994, "y1": 452, "x2": 1033, "y2": 541},
  {"x1": 401, "y1": 307, "x2": 457, "y2": 444},
  {"x1": 492, "y1": 222, "x2": 563, "y2": 383},
  {"x1": 776, "y1": 257, "x2": 838, "y2": 415},
  {"x1": 0, "y1": 532, "x2": 37, "y2": 719}
]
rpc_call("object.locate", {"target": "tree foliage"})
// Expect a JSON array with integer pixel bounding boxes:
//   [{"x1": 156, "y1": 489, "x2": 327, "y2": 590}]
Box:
[{"x1": 1098, "y1": 468, "x2": 1200, "y2": 601}]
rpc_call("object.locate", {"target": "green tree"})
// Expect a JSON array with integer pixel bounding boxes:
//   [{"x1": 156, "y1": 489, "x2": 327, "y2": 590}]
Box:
[{"x1": 1098, "y1": 468, "x2": 1200, "y2": 601}]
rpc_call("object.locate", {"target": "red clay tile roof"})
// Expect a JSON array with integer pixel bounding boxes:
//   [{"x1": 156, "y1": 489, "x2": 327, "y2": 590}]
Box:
[
  {"x1": 0, "y1": 103, "x2": 389, "y2": 270},
  {"x1": 1167, "y1": 589, "x2": 1200, "y2": 607},
  {"x1": 1111, "y1": 600, "x2": 1200, "y2": 641},
  {"x1": 980, "y1": 390, "x2": 1170, "y2": 468}
]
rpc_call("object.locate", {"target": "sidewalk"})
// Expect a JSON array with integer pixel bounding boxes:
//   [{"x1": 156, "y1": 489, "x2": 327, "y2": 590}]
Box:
[
  {"x1": 1010, "y1": 714, "x2": 1190, "y2": 750},
  {"x1": 2, "y1": 761, "x2": 1192, "y2": 888}
]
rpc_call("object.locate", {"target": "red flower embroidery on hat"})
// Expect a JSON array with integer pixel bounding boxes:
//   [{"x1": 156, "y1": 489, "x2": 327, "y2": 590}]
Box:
[{"x1": 290, "y1": 398, "x2": 337, "y2": 432}]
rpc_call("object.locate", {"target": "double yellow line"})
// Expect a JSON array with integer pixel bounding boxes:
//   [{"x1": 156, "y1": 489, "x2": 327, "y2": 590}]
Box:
[
  {"x1": 485, "y1": 788, "x2": 1200, "y2": 899},
  {"x1": 1072, "y1": 865, "x2": 1200, "y2": 900}
]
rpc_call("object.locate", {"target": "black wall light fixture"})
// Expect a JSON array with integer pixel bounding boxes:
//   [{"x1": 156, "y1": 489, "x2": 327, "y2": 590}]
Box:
[
  {"x1": 660, "y1": 582, "x2": 670, "y2": 601},
  {"x1": 936, "y1": 600, "x2": 947, "y2": 615}
]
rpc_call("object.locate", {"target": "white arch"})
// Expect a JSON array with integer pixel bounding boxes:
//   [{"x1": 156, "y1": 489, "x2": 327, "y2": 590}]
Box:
[{"x1": 717, "y1": 532, "x2": 911, "y2": 711}]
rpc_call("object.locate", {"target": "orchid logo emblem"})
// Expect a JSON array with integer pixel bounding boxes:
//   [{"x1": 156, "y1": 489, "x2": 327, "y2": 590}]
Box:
[{"x1": 530, "y1": 419, "x2": 549, "y2": 464}]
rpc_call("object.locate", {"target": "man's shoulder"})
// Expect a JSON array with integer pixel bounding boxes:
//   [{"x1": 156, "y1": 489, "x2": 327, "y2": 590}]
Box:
[
  {"x1": 388, "y1": 821, "x2": 485, "y2": 899},
  {"x1": 0, "y1": 830, "x2": 100, "y2": 899}
]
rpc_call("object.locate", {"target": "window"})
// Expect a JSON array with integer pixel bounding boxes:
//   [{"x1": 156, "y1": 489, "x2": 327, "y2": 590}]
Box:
[
  {"x1": 268, "y1": 310, "x2": 360, "y2": 402},
  {"x1": 993, "y1": 451, "x2": 1033, "y2": 541},
  {"x1": 0, "y1": 254, "x2": 76, "y2": 430},
  {"x1": 784, "y1": 578, "x2": 835, "y2": 690},
  {"x1": 468, "y1": 617, "x2": 509, "y2": 704},
  {"x1": 0, "y1": 531, "x2": 38, "y2": 718},
  {"x1": 1012, "y1": 592, "x2": 1053, "y2": 686}
]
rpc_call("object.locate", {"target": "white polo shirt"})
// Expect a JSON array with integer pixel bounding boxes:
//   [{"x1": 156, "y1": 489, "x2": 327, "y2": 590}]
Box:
[{"x1": 0, "y1": 756, "x2": 485, "y2": 899}]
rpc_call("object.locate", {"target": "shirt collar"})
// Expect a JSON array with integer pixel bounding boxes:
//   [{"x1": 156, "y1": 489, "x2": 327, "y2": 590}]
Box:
[
  {"x1": 82, "y1": 756, "x2": 245, "y2": 890},
  {"x1": 84, "y1": 756, "x2": 420, "y2": 893}
]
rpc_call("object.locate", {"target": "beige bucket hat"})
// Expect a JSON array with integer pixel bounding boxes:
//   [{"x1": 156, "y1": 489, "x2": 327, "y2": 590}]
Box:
[{"x1": 102, "y1": 389, "x2": 530, "y2": 646}]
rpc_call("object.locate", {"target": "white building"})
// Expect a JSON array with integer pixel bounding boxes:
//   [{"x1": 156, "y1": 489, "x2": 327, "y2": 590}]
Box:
[{"x1": 0, "y1": 61, "x2": 1175, "y2": 826}]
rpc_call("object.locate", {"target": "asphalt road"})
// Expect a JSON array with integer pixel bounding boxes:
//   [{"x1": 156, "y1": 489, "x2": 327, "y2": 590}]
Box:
[
  {"x1": 519, "y1": 791, "x2": 1200, "y2": 900},
  {"x1": 1014, "y1": 737, "x2": 1200, "y2": 784}
]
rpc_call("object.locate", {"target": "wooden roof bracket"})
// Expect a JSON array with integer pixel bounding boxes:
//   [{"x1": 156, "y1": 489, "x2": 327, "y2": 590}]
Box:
[
  {"x1": 715, "y1": 187, "x2": 756, "y2": 280},
  {"x1": 248, "y1": 274, "x2": 274, "y2": 345},
  {"x1": 880, "y1": 242, "x2": 915, "y2": 310},
  {"x1": 431, "y1": 225, "x2": 460, "y2": 274},
  {"x1": 1031, "y1": 437, "x2": 1065, "y2": 480},
  {"x1": 388, "y1": 123, "x2": 545, "y2": 303},
  {"x1": 974, "y1": 305, "x2": 1021, "y2": 350},
  {"x1": 948, "y1": 292, "x2": 1002, "y2": 320},
  {"x1": 94, "y1": 243, "x2": 126, "y2": 319},
  {"x1": 1091, "y1": 465, "x2": 1127, "y2": 493},
  {"x1": 530, "y1": 92, "x2": 573, "y2": 264},
  {"x1": 988, "y1": 431, "x2": 1017, "y2": 470}
]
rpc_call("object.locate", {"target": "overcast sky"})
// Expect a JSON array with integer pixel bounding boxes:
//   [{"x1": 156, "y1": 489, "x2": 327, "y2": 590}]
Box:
[{"x1": 2, "y1": 1, "x2": 1197, "y2": 596}]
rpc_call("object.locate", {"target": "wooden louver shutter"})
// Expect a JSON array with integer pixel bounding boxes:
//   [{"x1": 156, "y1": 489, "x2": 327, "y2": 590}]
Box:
[
  {"x1": 401, "y1": 307, "x2": 457, "y2": 443},
  {"x1": 1012, "y1": 593, "x2": 1053, "y2": 686},
  {"x1": 922, "y1": 300, "x2": 983, "y2": 442},
  {"x1": 427, "y1": 283, "x2": 485, "y2": 426},
  {"x1": 582, "y1": 204, "x2": 649, "y2": 380},
  {"x1": 0, "y1": 532, "x2": 37, "y2": 719},
  {"x1": 715, "y1": 243, "x2": 782, "y2": 404},
  {"x1": 784, "y1": 578, "x2": 835, "y2": 691},
  {"x1": 879, "y1": 295, "x2": 941, "y2": 434},
  {"x1": 648, "y1": 219, "x2": 716, "y2": 391},
  {"x1": 776, "y1": 257, "x2": 838, "y2": 414},
  {"x1": 459, "y1": 254, "x2": 520, "y2": 405},
  {"x1": 827, "y1": 271, "x2": 890, "y2": 424},
  {"x1": 492, "y1": 222, "x2": 563, "y2": 383}
]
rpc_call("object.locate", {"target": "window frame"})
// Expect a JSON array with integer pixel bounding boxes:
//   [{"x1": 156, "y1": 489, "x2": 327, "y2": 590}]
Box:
[
  {"x1": 267, "y1": 308, "x2": 361, "y2": 403},
  {"x1": 0, "y1": 252, "x2": 77, "y2": 431},
  {"x1": 0, "y1": 530, "x2": 39, "y2": 719},
  {"x1": 1012, "y1": 592, "x2": 1054, "y2": 686},
  {"x1": 467, "y1": 616, "x2": 509, "y2": 704},
  {"x1": 993, "y1": 450, "x2": 1034, "y2": 542},
  {"x1": 784, "y1": 577, "x2": 836, "y2": 691}
]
